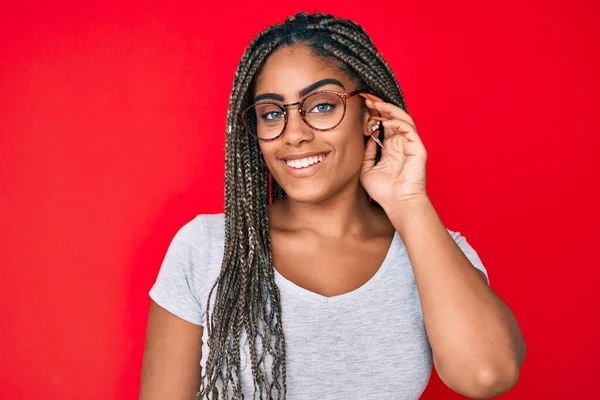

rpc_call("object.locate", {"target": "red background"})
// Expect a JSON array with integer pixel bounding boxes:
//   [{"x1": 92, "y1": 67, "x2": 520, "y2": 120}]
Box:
[{"x1": 1, "y1": 0, "x2": 598, "y2": 399}]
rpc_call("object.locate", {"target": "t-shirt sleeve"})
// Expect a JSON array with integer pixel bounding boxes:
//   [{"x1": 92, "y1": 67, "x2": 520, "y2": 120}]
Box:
[
  {"x1": 447, "y1": 229, "x2": 490, "y2": 285},
  {"x1": 149, "y1": 216, "x2": 204, "y2": 326}
]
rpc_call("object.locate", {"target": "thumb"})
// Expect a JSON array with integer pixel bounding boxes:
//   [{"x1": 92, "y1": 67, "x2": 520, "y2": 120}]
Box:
[{"x1": 361, "y1": 130, "x2": 379, "y2": 173}]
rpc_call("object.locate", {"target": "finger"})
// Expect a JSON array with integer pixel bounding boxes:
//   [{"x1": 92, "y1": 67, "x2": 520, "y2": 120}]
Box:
[
  {"x1": 359, "y1": 93, "x2": 385, "y2": 103},
  {"x1": 373, "y1": 116, "x2": 415, "y2": 131},
  {"x1": 358, "y1": 93, "x2": 384, "y2": 103},
  {"x1": 380, "y1": 128, "x2": 425, "y2": 158},
  {"x1": 364, "y1": 100, "x2": 415, "y2": 125},
  {"x1": 377, "y1": 118, "x2": 423, "y2": 145}
]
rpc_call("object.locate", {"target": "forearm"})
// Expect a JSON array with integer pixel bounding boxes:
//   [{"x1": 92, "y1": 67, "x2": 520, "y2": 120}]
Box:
[{"x1": 383, "y1": 196, "x2": 526, "y2": 398}]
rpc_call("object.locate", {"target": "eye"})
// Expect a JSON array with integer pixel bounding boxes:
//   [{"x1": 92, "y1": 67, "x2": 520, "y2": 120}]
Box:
[
  {"x1": 309, "y1": 103, "x2": 335, "y2": 113},
  {"x1": 261, "y1": 111, "x2": 284, "y2": 121}
]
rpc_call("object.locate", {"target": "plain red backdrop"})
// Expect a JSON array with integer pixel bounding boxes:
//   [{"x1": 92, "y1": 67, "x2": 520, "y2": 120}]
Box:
[{"x1": 1, "y1": 0, "x2": 598, "y2": 399}]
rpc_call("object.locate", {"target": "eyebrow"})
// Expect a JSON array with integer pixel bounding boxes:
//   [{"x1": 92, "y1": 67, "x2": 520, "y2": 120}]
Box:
[{"x1": 253, "y1": 78, "x2": 346, "y2": 103}]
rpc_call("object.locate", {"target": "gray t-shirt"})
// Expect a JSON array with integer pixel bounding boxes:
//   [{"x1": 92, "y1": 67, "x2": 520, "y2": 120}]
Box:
[{"x1": 149, "y1": 213, "x2": 489, "y2": 399}]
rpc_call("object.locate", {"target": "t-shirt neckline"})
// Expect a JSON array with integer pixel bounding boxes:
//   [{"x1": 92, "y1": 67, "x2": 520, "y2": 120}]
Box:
[{"x1": 271, "y1": 231, "x2": 400, "y2": 305}]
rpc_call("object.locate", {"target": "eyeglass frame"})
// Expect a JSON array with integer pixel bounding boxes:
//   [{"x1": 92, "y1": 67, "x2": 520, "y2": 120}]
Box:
[{"x1": 239, "y1": 89, "x2": 367, "y2": 141}]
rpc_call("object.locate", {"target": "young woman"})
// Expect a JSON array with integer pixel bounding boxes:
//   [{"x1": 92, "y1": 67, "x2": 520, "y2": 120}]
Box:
[{"x1": 140, "y1": 12, "x2": 526, "y2": 400}]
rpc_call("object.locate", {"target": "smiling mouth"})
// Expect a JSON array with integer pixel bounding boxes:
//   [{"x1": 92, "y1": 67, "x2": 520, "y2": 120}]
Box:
[{"x1": 281, "y1": 152, "x2": 330, "y2": 169}]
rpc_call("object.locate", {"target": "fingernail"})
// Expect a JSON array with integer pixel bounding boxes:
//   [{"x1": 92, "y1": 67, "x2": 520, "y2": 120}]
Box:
[
  {"x1": 367, "y1": 93, "x2": 384, "y2": 102},
  {"x1": 359, "y1": 93, "x2": 384, "y2": 102},
  {"x1": 372, "y1": 116, "x2": 386, "y2": 122}
]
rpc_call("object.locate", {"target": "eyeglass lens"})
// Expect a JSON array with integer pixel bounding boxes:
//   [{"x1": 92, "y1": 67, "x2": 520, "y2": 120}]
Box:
[{"x1": 243, "y1": 92, "x2": 346, "y2": 139}]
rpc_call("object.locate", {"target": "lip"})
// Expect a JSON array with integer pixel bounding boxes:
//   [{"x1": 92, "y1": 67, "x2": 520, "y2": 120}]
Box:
[
  {"x1": 280, "y1": 152, "x2": 331, "y2": 178},
  {"x1": 279, "y1": 151, "x2": 331, "y2": 161}
]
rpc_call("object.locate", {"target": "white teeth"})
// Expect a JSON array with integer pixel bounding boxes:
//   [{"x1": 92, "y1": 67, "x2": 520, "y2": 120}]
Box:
[{"x1": 284, "y1": 153, "x2": 328, "y2": 169}]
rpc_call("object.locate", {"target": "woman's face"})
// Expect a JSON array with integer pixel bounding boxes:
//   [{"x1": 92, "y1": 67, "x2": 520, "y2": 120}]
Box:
[{"x1": 253, "y1": 44, "x2": 373, "y2": 204}]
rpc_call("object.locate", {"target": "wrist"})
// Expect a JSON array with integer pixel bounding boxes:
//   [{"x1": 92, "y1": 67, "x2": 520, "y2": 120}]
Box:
[
  {"x1": 382, "y1": 194, "x2": 435, "y2": 234},
  {"x1": 380, "y1": 193, "x2": 431, "y2": 215}
]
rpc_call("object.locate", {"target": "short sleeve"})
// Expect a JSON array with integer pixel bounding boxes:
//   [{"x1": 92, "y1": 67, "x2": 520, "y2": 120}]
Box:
[
  {"x1": 447, "y1": 229, "x2": 490, "y2": 285},
  {"x1": 149, "y1": 217, "x2": 204, "y2": 325}
]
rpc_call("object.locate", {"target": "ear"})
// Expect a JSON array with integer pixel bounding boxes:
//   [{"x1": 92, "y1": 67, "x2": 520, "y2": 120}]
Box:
[{"x1": 362, "y1": 102, "x2": 381, "y2": 138}]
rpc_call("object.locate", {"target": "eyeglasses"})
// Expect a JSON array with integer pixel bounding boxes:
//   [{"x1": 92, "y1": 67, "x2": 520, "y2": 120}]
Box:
[{"x1": 240, "y1": 90, "x2": 365, "y2": 141}]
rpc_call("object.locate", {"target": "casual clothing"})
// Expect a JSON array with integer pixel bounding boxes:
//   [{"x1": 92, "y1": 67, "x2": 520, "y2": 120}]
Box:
[{"x1": 149, "y1": 213, "x2": 489, "y2": 399}]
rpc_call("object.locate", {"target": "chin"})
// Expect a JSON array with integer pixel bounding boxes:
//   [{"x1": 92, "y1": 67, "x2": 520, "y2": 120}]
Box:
[{"x1": 279, "y1": 182, "x2": 334, "y2": 204}]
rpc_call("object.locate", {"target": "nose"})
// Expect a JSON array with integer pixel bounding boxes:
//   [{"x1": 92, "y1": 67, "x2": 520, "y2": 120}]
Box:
[{"x1": 282, "y1": 107, "x2": 314, "y2": 146}]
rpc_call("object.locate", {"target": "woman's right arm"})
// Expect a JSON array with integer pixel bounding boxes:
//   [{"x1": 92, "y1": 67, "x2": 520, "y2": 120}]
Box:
[{"x1": 140, "y1": 301, "x2": 204, "y2": 400}]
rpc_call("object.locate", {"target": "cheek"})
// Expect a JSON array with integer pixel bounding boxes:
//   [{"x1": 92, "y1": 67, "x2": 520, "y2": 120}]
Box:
[
  {"x1": 316, "y1": 128, "x2": 366, "y2": 180},
  {"x1": 335, "y1": 117, "x2": 368, "y2": 165},
  {"x1": 337, "y1": 133, "x2": 367, "y2": 169},
  {"x1": 259, "y1": 143, "x2": 285, "y2": 176},
  {"x1": 258, "y1": 143, "x2": 275, "y2": 162}
]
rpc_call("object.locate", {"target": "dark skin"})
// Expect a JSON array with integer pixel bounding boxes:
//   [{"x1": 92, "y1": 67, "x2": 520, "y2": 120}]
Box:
[
  {"x1": 257, "y1": 44, "x2": 395, "y2": 297},
  {"x1": 260, "y1": 44, "x2": 525, "y2": 398},
  {"x1": 140, "y1": 44, "x2": 384, "y2": 399},
  {"x1": 141, "y1": 43, "x2": 524, "y2": 399},
  {"x1": 267, "y1": 202, "x2": 395, "y2": 298},
  {"x1": 140, "y1": 44, "x2": 380, "y2": 399}
]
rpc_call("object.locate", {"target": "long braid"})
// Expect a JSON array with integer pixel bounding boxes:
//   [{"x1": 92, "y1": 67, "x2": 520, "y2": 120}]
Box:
[{"x1": 198, "y1": 12, "x2": 408, "y2": 399}]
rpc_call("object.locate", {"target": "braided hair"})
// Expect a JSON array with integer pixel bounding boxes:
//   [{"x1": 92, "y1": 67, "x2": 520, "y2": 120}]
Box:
[{"x1": 198, "y1": 12, "x2": 408, "y2": 400}]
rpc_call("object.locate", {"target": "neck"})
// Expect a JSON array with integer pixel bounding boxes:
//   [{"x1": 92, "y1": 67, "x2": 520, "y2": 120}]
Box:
[{"x1": 273, "y1": 180, "x2": 381, "y2": 238}]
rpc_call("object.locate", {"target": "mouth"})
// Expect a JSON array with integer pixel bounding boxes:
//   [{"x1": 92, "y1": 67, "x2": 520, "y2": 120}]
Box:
[{"x1": 279, "y1": 152, "x2": 331, "y2": 176}]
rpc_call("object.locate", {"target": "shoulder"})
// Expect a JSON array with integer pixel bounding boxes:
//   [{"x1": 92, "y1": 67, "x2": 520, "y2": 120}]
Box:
[
  {"x1": 197, "y1": 212, "x2": 225, "y2": 235},
  {"x1": 160, "y1": 213, "x2": 226, "y2": 280},
  {"x1": 171, "y1": 213, "x2": 225, "y2": 246},
  {"x1": 148, "y1": 213, "x2": 226, "y2": 325}
]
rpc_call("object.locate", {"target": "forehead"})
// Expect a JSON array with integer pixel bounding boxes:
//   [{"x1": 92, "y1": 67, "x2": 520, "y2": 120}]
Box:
[{"x1": 254, "y1": 45, "x2": 355, "y2": 99}]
